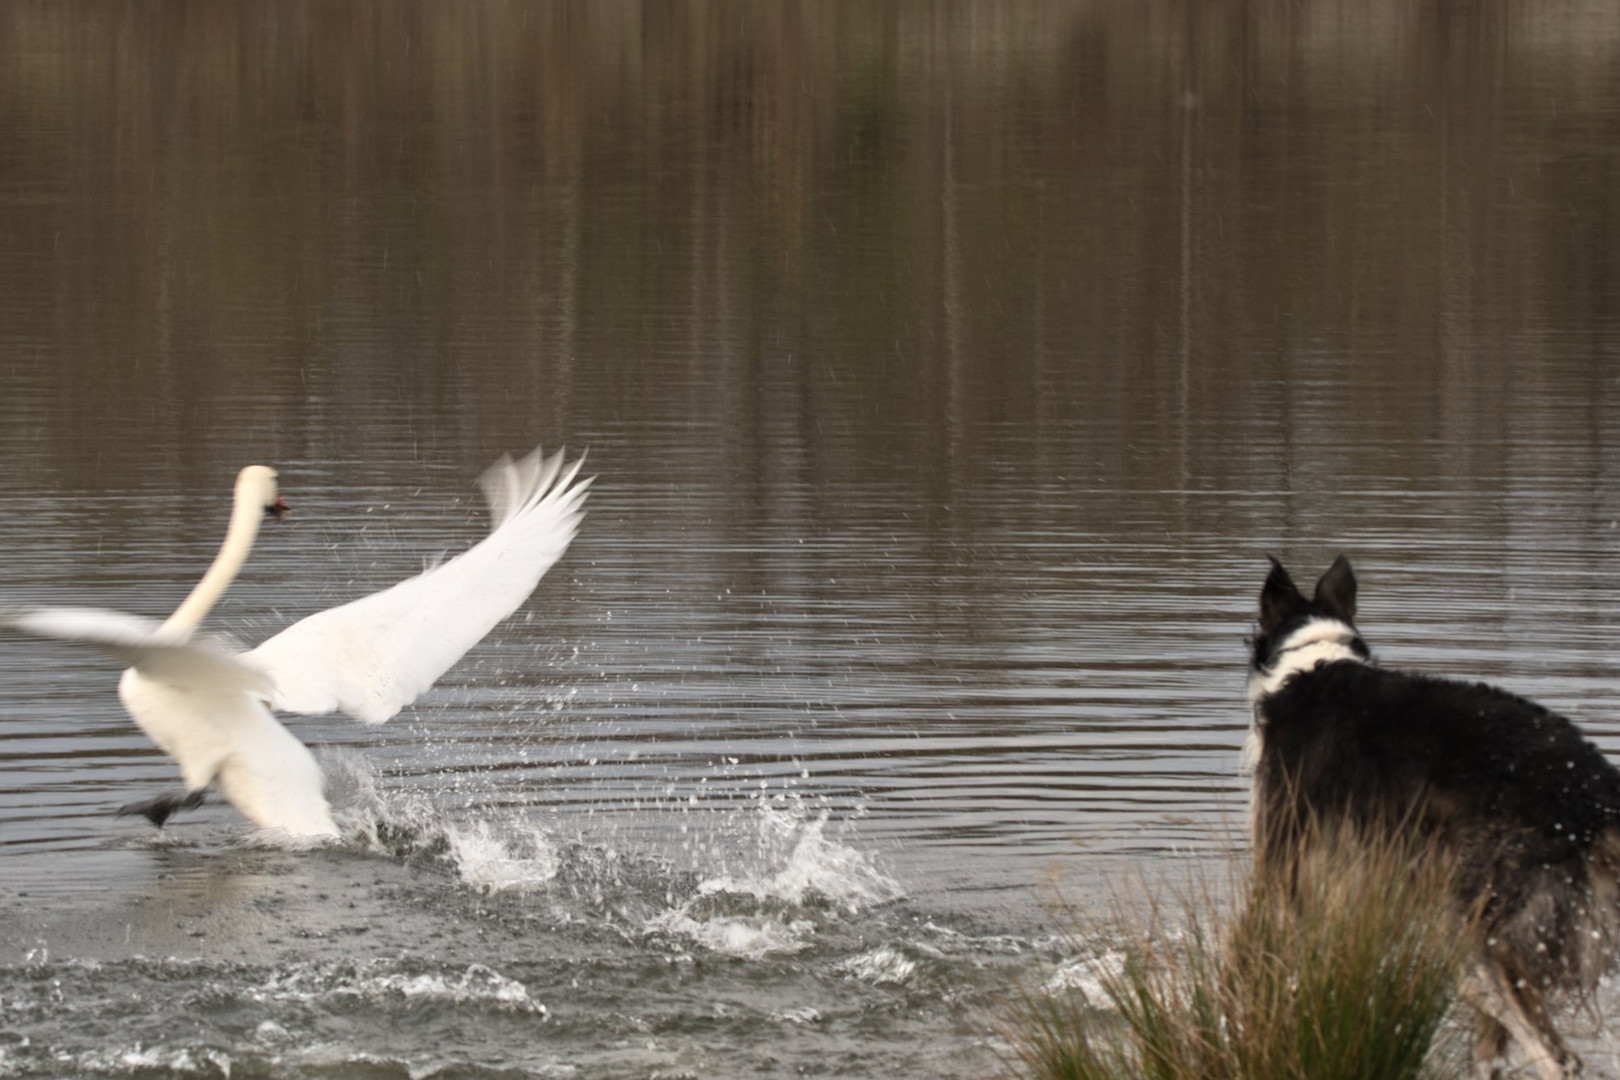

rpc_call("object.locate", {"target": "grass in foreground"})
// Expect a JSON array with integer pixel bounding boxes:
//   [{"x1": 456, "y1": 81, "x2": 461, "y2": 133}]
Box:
[{"x1": 1000, "y1": 828, "x2": 1471, "y2": 1080}]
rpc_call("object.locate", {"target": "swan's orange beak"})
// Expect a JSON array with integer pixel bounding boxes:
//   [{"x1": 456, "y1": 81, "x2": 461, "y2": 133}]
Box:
[{"x1": 266, "y1": 497, "x2": 290, "y2": 521}]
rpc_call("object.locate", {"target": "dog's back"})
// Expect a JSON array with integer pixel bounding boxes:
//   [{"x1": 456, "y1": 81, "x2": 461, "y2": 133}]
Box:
[
  {"x1": 1257, "y1": 659, "x2": 1620, "y2": 989},
  {"x1": 1248, "y1": 557, "x2": 1620, "y2": 1079}
]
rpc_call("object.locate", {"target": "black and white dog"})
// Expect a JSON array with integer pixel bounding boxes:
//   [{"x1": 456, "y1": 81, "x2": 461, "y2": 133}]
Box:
[{"x1": 1246, "y1": 556, "x2": 1620, "y2": 1080}]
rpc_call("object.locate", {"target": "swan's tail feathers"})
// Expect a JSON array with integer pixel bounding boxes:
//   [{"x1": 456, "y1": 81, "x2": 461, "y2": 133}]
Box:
[
  {"x1": 0, "y1": 605, "x2": 273, "y2": 699},
  {"x1": 117, "y1": 789, "x2": 207, "y2": 828}
]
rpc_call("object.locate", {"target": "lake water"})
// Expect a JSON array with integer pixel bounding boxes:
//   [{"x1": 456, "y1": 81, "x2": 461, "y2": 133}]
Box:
[{"x1": 2, "y1": 3, "x2": 1619, "y2": 1077}]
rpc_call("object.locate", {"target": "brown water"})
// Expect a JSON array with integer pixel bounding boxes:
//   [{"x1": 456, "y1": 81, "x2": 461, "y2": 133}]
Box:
[{"x1": 2, "y1": 3, "x2": 1619, "y2": 1077}]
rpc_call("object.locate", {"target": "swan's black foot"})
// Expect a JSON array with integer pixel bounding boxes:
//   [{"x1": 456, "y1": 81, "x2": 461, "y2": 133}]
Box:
[{"x1": 117, "y1": 790, "x2": 206, "y2": 828}]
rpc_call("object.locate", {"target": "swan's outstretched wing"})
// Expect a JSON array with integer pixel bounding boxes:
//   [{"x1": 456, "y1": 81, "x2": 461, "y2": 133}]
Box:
[
  {"x1": 0, "y1": 606, "x2": 272, "y2": 698},
  {"x1": 248, "y1": 447, "x2": 591, "y2": 725}
]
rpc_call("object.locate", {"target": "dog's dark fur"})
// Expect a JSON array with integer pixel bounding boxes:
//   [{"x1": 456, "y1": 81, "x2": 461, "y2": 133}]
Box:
[{"x1": 1248, "y1": 557, "x2": 1620, "y2": 1080}]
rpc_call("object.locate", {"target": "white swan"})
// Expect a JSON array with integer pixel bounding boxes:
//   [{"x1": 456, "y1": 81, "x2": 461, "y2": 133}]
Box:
[{"x1": 1, "y1": 448, "x2": 591, "y2": 840}]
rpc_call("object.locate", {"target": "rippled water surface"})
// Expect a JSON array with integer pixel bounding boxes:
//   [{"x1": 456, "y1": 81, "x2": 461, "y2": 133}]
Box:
[{"x1": 2, "y1": 3, "x2": 1620, "y2": 1077}]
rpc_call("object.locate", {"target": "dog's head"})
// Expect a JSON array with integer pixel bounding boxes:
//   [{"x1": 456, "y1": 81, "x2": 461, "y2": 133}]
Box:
[{"x1": 1251, "y1": 555, "x2": 1368, "y2": 674}]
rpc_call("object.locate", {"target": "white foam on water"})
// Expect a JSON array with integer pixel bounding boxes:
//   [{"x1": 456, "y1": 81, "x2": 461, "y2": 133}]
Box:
[
  {"x1": 644, "y1": 907, "x2": 817, "y2": 958},
  {"x1": 443, "y1": 819, "x2": 560, "y2": 894},
  {"x1": 772, "y1": 1006, "x2": 822, "y2": 1024},
  {"x1": 837, "y1": 945, "x2": 918, "y2": 986},
  {"x1": 1044, "y1": 950, "x2": 1127, "y2": 1006},
  {"x1": 249, "y1": 959, "x2": 545, "y2": 1015},
  {"x1": 254, "y1": 1020, "x2": 292, "y2": 1045},
  {"x1": 368, "y1": 963, "x2": 544, "y2": 1013},
  {"x1": 54, "y1": 1045, "x2": 233, "y2": 1077}
]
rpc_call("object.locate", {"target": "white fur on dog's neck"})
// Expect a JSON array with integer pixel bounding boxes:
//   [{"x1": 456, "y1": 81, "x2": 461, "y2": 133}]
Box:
[
  {"x1": 1248, "y1": 617, "x2": 1364, "y2": 704},
  {"x1": 1241, "y1": 617, "x2": 1365, "y2": 776}
]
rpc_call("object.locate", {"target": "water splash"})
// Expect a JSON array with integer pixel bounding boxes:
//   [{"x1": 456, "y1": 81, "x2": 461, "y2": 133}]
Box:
[
  {"x1": 251, "y1": 959, "x2": 546, "y2": 1015},
  {"x1": 1044, "y1": 950, "x2": 1127, "y2": 1005},
  {"x1": 442, "y1": 819, "x2": 560, "y2": 894},
  {"x1": 837, "y1": 945, "x2": 919, "y2": 985},
  {"x1": 645, "y1": 800, "x2": 903, "y2": 957},
  {"x1": 703, "y1": 804, "x2": 902, "y2": 910},
  {"x1": 645, "y1": 904, "x2": 817, "y2": 958},
  {"x1": 310, "y1": 751, "x2": 550, "y2": 893},
  {"x1": 31, "y1": 1045, "x2": 234, "y2": 1078}
]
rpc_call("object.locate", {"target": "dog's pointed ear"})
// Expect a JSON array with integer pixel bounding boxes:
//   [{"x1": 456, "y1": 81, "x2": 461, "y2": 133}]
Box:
[
  {"x1": 1313, "y1": 554, "x2": 1357, "y2": 624},
  {"x1": 1259, "y1": 557, "x2": 1302, "y2": 636}
]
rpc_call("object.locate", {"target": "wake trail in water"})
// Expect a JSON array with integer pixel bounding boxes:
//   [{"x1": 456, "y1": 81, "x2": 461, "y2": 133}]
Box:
[
  {"x1": 319, "y1": 749, "x2": 904, "y2": 958},
  {"x1": 0, "y1": 755, "x2": 1075, "y2": 1080}
]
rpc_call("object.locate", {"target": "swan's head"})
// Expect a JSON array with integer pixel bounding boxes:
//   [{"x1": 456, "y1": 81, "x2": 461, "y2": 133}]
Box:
[{"x1": 237, "y1": 465, "x2": 290, "y2": 521}]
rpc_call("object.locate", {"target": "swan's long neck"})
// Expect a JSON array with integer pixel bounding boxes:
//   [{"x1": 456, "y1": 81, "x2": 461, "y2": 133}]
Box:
[{"x1": 159, "y1": 488, "x2": 265, "y2": 639}]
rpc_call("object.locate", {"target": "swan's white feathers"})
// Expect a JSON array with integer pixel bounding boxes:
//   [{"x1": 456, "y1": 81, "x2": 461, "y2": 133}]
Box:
[
  {"x1": 479, "y1": 446, "x2": 568, "y2": 530},
  {"x1": 118, "y1": 667, "x2": 334, "y2": 836},
  {"x1": 248, "y1": 448, "x2": 591, "y2": 725},
  {"x1": 0, "y1": 605, "x2": 272, "y2": 699},
  {"x1": 1, "y1": 448, "x2": 586, "y2": 839},
  {"x1": 1, "y1": 602, "x2": 330, "y2": 835}
]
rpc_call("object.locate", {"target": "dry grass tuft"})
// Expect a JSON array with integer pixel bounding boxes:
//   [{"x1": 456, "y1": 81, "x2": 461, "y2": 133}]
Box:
[{"x1": 1000, "y1": 826, "x2": 1472, "y2": 1080}]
